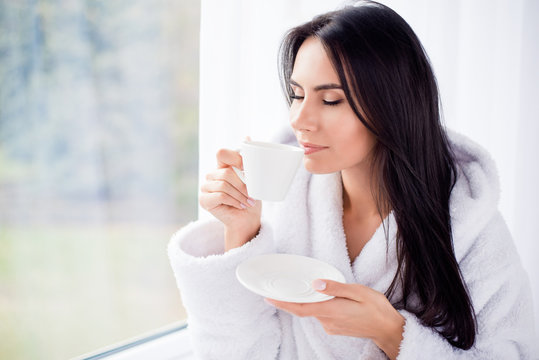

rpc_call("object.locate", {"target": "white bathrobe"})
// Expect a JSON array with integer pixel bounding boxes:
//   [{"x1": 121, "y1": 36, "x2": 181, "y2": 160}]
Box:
[{"x1": 168, "y1": 130, "x2": 537, "y2": 359}]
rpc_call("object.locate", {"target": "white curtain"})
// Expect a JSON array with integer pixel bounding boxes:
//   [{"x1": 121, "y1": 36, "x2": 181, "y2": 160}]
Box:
[{"x1": 199, "y1": 0, "x2": 539, "y2": 329}]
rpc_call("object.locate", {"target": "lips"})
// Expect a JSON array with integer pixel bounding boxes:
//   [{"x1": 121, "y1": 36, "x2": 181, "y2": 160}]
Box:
[{"x1": 299, "y1": 141, "x2": 329, "y2": 155}]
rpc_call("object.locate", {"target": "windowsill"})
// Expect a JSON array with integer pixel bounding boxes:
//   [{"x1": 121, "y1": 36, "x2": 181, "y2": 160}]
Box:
[{"x1": 72, "y1": 322, "x2": 193, "y2": 360}]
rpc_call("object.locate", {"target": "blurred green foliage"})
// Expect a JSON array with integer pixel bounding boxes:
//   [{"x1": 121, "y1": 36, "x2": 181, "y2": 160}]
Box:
[
  {"x1": 0, "y1": 0, "x2": 200, "y2": 358},
  {"x1": 0, "y1": 224, "x2": 187, "y2": 359}
]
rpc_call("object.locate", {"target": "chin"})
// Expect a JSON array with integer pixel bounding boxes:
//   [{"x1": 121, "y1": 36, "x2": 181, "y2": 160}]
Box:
[{"x1": 303, "y1": 158, "x2": 337, "y2": 174}]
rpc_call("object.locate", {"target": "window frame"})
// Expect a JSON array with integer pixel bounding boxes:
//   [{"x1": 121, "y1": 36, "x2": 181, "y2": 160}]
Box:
[{"x1": 73, "y1": 321, "x2": 192, "y2": 360}]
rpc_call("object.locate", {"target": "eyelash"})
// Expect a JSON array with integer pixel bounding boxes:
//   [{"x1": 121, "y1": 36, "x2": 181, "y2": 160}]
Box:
[
  {"x1": 289, "y1": 95, "x2": 343, "y2": 106},
  {"x1": 323, "y1": 99, "x2": 343, "y2": 106}
]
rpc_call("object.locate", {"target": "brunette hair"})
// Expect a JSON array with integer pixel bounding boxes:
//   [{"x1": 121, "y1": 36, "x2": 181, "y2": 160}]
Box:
[{"x1": 279, "y1": 1, "x2": 476, "y2": 350}]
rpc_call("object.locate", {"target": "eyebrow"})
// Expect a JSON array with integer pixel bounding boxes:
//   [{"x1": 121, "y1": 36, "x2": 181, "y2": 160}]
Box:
[{"x1": 289, "y1": 79, "x2": 342, "y2": 91}]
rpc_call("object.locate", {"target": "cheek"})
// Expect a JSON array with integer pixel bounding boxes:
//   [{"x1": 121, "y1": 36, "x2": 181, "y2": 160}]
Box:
[{"x1": 335, "y1": 126, "x2": 376, "y2": 162}]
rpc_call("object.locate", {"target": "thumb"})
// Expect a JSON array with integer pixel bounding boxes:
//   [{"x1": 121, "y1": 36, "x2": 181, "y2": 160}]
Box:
[{"x1": 312, "y1": 279, "x2": 366, "y2": 302}]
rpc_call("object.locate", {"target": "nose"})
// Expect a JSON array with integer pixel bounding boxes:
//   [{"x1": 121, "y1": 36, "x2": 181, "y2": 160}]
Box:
[{"x1": 290, "y1": 97, "x2": 317, "y2": 133}]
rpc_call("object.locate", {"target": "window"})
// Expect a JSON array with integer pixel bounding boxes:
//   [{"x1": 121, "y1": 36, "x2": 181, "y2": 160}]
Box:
[{"x1": 0, "y1": 1, "x2": 199, "y2": 358}]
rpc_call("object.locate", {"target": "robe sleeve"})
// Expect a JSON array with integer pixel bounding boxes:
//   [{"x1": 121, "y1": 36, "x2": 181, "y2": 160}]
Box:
[
  {"x1": 168, "y1": 218, "x2": 281, "y2": 359},
  {"x1": 397, "y1": 214, "x2": 537, "y2": 360}
]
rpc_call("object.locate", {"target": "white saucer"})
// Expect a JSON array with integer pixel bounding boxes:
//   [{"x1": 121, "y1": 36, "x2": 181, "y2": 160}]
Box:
[{"x1": 236, "y1": 254, "x2": 346, "y2": 303}]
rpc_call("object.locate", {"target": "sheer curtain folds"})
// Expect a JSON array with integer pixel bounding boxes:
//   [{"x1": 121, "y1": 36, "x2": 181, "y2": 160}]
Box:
[
  {"x1": 198, "y1": 0, "x2": 343, "y2": 205},
  {"x1": 198, "y1": 0, "x2": 539, "y2": 329}
]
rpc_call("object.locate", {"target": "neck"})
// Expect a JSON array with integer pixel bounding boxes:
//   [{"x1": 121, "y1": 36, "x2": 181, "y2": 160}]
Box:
[{"x1": 341, "y1": 163, "x2": 381, "y2": 221}]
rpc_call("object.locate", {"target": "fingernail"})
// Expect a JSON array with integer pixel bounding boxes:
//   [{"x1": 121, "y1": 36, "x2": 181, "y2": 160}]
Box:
[
  {"x1": 312, "y1": 279, "x2": 326, "y2": 291},
  {"x1": 240, "y1": 203, "x2": 247, "y2": 209},
  {"x1": 247, "y1": 198, "x2": 256, "y2": 207},
  {"x1": 264, "y1": 298, "x2": 274, "y2": 306}
]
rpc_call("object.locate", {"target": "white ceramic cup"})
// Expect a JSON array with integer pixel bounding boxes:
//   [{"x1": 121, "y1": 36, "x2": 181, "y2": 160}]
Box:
[{"x1": 233, "y1": 140, "x2": 304, "y2": 201}]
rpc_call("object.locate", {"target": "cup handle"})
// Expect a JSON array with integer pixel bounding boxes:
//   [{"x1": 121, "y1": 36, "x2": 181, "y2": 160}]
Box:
[
  {"x1": 232, "y1": 166, "x2": 246, "y2": 183},
  {"x1": 232, "y1": 149, "x2": 245, "y2": 183}
]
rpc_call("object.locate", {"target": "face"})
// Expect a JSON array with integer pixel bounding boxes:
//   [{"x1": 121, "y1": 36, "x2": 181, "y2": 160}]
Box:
[{"x1": 289, "y1": 36, "x2": 377, "y2": 174}]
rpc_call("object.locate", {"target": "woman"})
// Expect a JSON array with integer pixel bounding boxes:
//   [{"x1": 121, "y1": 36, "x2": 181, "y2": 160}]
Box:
[{"x1": 168, "y1": 2, "x2": 536, "y2": 359}]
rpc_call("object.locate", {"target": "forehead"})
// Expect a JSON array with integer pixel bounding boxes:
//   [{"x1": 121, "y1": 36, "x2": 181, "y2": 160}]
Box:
[{"x1": 291, "y1": 37, "x2": 340, "y2": 85}]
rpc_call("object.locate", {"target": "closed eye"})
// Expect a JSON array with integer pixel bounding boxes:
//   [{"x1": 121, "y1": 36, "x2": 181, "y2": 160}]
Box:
[{"x1": 323, "y1": 99, "x2": 343, "y2": 106}]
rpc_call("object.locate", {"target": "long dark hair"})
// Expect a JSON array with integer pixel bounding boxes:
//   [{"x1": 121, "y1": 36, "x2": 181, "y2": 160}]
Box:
[{"x1": 279, "y1": 1, "x2": 476, "y2": 350}]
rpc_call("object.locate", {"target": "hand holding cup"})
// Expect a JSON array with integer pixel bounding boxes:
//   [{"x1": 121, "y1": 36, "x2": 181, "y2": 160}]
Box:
[
  {"x1": 199, "y1": 147, "x2": 262, "y2": 251},
  {"x1": 199, "y1": 139, "x2": 304, "y2": 251}
]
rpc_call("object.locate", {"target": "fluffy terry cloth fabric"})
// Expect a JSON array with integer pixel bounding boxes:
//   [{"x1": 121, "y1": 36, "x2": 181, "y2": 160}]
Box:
[{"x1": 168, "y1": 129, "x2": 537, "y2": 359}]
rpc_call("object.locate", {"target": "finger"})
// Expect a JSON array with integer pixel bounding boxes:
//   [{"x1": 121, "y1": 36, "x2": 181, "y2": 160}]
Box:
[
  {"x1": 216, "y1": 148, "x2": 243, "y2": 170},
  {"x1": 312, "y1": 279, "x2": 368, "y2": 302},
  {"x1": 200, "y1": 179, "x2": 250, "y2": 207},
  {"x1": 206, "y1": 168, "x2": 249, "y2": 198},
  {"x1": 199, "y1": 191, "x2": 246, "y2": 211}
]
